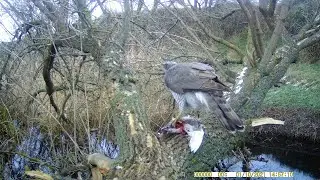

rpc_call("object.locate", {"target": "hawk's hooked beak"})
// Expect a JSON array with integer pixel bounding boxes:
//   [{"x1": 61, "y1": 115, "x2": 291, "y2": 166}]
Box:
[{"x1": 187, "y1": 129, "x2": 204, "y2": 153}]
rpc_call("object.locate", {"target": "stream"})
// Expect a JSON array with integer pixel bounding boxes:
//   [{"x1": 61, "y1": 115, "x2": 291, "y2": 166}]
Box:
[
  {"x1": 2, "y1": 126, "x2": 319, "y2": 179},
  {"x1": 214, "y1": 144, "x2": 320, "y2": 179},
  {"x1": 2, "y1": 125, "x2": 119, "y2": 179}
]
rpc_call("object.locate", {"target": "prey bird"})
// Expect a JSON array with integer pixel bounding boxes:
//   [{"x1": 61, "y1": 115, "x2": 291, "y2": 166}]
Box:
[
  {"x1": 163, "y1": 61, "x2": 244, "y2": 132},
  {"x1": 158, "y1": 116, "x2": 205, "y2": 153}
]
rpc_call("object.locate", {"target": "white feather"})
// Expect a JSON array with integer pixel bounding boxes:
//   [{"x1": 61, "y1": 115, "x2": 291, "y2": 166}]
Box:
[
  {"x1": 195, "y1": 92, "x2": 209, "y2": 109},
  {"x1": 188, "y1": 129, "x2": 204, "y2": 153}
]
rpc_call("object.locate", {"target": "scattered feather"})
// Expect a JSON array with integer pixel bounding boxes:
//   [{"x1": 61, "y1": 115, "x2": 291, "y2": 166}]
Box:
[
  {"x1": 251, "y1": 118, "x2": 285, "y2": 127},
  {"x1": 25, "y1": 170, "x2": 53, "y2": 180}
]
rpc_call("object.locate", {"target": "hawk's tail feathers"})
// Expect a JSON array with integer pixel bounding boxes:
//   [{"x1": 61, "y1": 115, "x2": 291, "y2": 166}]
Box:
[{"x1": 210, "y1": 95, "x2": 245, "y2": 132}]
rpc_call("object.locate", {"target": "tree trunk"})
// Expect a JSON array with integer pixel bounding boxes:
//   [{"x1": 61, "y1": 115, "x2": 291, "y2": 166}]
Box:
[
  {"x1": 230, "y1": 43, "x2": 299, "y2": 119},
  {"x1": 104, "y1": 85, "x2": 242, "y2": 179}
]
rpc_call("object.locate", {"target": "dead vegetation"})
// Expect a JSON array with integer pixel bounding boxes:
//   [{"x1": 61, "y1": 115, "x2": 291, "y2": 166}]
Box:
[{"x1": 253, "y1": 107, "x2": 320, "y2": 141}]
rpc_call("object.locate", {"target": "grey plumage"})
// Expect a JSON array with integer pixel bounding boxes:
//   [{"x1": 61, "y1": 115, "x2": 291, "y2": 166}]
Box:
[
  {"x1": 163, "y1": 61, "x2": 244, "y2": 132},
  {"x1": 180, "y1": 116, "x2": 203, "y2": 131}
]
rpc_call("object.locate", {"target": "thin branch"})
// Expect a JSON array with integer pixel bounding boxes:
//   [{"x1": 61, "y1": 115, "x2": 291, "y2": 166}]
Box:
[
  {"x1": 31, "y1": 86, "x2": 68, "y2": 98},
  {"x1": 96, "y1": 0, "x2": 108, "y2": 15},
  {"x1": 297, "y1": 10, "x2": 320, "y2": 40},
  {"x1": 148, "y1": 20, "x2": 179, "y2": 46},
  {"x1": 159, "y1": 2, "x2": 227, "y2": 77},
  {"x1": 31, "y1": 0, "x2": 57, "y2": 23},
  {"x1": 221, "y1": 8, "x2": 242, "y2": 20},
  {"x1": 237, "y1": 0, "x2": 264, "y2": 60},
  {"x1": 130, "y1": 20, "x2": 155, "y2": 38},
  {"x1": 182, "y1": 4, "x2": 255, "y2": 66}
]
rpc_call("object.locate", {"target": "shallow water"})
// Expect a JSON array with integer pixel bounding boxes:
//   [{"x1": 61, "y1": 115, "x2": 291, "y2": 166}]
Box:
[
  {"x1": 213, "y1": 143, "x2": 320, "y2": 180},
  {"x1": 2, "y1": 126, "x2": 119, "y2": 179},
  {"x1": 3, "y1": 125, "x2": 319, "y2": 179},
  {"x1": 248, "y1": 145, "x2": 320, "y2": 179}
]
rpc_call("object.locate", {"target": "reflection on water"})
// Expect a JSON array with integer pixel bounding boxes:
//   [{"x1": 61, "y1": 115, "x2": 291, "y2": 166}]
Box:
[
  {"x1": 249, "y1": 145, "x2": 320, "y2": 179},
  {"x1": 214, "y1": 144, "x2": 320, "y2": 180},
  {"x1": 3, "y1": 126, "x2": 120, "y2": 179},
  {"x1": 3, "y1": 125, "x2": 319, "y2": 179},
  {"x1": 89, "y1": 131, "x2": 119, "y2": 159},
  {"x1": 3, "y1": 126, "x2": 53, "y2": 179},
  {"x1": 226, "y1": 154, "x2": 316, "y2": 180}
]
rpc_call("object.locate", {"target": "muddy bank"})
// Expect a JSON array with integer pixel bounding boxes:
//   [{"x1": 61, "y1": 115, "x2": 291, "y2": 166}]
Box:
[
  {"x1": 207, "y1": 107, "x2": 320, "y2": 179},
  {"x1": 247, "y1": 143, "x2": 320, "y2": 178},
  {"x1": 244, "y1": 107, "x2": 320, "y2": 178},
  {"x1": 247, "y1": 107, "x2": 320, "y2": 157},
  {"x1": 250, "y1": 107, "x2": 320, "y2": 141}
]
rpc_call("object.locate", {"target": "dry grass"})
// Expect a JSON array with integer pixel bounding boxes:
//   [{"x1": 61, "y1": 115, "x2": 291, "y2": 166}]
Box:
[
  {"x1": 1, "y1": 35, "x2": 213, "y2": 157},
  {"x1": 0, "y1": 4, "x2": 278, "y2": 177}
]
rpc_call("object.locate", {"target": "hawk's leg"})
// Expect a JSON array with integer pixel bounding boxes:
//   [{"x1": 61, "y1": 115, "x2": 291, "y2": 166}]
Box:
[
  {"x1": 170, "y1": 109, "x2": 198, "y2": 123},
  {"x1": 169, "y1": 111, "x2": 182, "y2": 124},
  {"x1": 196, "y1": 111, "x2": 200, "y2": 118}
]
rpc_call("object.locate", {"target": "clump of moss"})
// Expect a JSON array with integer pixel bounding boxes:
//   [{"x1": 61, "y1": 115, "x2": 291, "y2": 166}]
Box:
[
  {"x1": 286, "y1": 64, "x2": 320, "y2": 84},
  {"x1": 263, "y1": 85, "x2": 320, "y2": 109},
  {"x1": 263, "y1": 63, "x2": 320, "y2": 109}
]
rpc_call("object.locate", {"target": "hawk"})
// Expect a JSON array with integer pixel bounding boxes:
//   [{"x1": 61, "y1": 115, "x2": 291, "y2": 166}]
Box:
[{"x1": 163, "y1": 61, "x2": 244, "y2": 132}]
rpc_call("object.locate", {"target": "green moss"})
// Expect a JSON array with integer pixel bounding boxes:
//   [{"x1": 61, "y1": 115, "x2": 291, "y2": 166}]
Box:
[
  {"x1": 230, "y1": 29, "x2": 248, "y2": 52},
  {"x1": 286, "y1": 63, "x2": 320, "y2": 83},
  {"x1": 263, "y1": 63, "x2": 320, "y2": 109},
  {"x1": 216, "y1": 28, "x2": 248, "y2": 56},
  {"x1": 263, "y1": 85, "x2": 320, "y2": 109}
]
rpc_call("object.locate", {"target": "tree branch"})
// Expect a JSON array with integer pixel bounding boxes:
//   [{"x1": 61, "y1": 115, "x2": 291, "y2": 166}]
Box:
[
  {"x1": 260, "y1": 0, "x2": 289, "y2": 74},
  {"x1": 159, "y1": 2, "x2": 227, "y2": 77},
  {"x1": 237, "y1": 0, "x2": 264, "y2": 60},
  {"x1": 297, "y1": 32, "x2": 320, "y2": 50},
  {"x1": 31, "y1": 0, "x2": 57, "y2": 23},
  {"x1": 97, "y1": 0, "x2": 108, "y2": 15},
  {"x1": 42, "y1": 44, "x2": 68, "y2": 122},
  {"x1": 259, "y1": 0, "x2": 276, "y2": 30},
  {"x1": 221, "y1": 9, "x2": 242, "y2": 20},
  {"x1": 148, "y1": 20, "x2": 179, "y2": 46},
  {"x1": 32, "y1": 85, "x2": 68, "y2": 98},
  {"x1": 297, "y1": 11, "x2": 320, "y2": 40}
]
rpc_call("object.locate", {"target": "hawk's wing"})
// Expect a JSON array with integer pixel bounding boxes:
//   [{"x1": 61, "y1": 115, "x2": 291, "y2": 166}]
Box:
[{"x1": 164, "y1": 62, "x2": 230, "y2": 94}]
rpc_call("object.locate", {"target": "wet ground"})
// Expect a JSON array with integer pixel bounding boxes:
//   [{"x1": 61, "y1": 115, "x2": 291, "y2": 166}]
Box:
[
  {"x1": 2, "y1": 126, "x2": 319, "y2": 179},
  {"x1": 249, "y1": 144, "x2": 320, "y2": 179},
  {"x1": 2, "y1": 126, "x2": 119, "y2": 179},
  {"x1": 212, "y1": 136, "x2": 320, "y2": 180}
]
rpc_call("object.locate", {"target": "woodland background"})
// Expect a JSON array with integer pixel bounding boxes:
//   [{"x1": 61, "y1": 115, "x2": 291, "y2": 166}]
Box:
[{"x1": 0, "y1": 0, "x2": 319, "y2": 179}]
